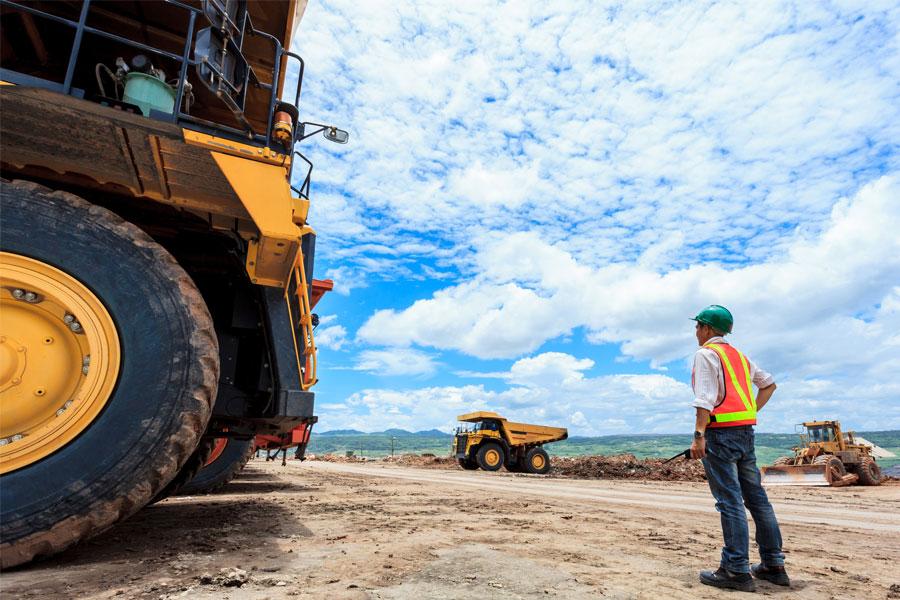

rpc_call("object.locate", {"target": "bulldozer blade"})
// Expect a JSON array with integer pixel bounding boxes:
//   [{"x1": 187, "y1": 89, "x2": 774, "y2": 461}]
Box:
[
  {"x1": 762, "y1": 464, "x2": 860, "y2": 487},
  {"x1": 762, "y1": 465, "x2": 831, "y2": 486}
]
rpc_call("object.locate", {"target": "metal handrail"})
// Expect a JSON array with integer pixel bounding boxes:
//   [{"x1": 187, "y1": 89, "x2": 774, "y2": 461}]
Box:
[
  {"x1": 292, "y1": 261, "x2": 318, "y2": 390},
  {"x1": 290, "y1": 151, "x2": 313, "y2": 200},
  {"x1": 0, "y1": 0, "x2": 305, "y2": 149}
]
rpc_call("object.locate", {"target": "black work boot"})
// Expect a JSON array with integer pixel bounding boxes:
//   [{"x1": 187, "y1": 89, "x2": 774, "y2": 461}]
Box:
[
  {"x1": 751, "y1": 563, "x2": 790, "y2": 586},
  {"x1": 699, "y1": 567, "x2": 756, "y2": 592}
]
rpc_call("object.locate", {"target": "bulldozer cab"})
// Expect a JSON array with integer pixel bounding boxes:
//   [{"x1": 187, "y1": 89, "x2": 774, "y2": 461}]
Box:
[{"x1": 799, "y1": 421, "x2": 845, "y2": 451}]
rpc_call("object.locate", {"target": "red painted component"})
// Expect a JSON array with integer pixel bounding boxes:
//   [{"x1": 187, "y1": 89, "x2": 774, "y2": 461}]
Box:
[
  {"x1": 309, "y1": 278, "x2": 333, "y2": 310},
  {"x1": 205, "y1": 437, "x2": 228, "y2": 467},
  {"x1": 254, "y1": 423, "x2": 311, "y2": 451}
]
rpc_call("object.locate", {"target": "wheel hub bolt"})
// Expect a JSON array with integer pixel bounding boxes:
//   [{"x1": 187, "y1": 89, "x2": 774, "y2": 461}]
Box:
[
  {"x1": 24, "y1": 291, "x2": 37, "y2": 302},
  {"x1": 83, "y1": 355, "x2": 90, "y2": 365},
  {"x1": 64, "y1": 314, "x2": 75, "y2": 324},
  {"x1": 12, "y1": 289, "x2": 24, "y2": 299},
  {"x1": 82, "y1": 365, "x2": 89, "y2": 375},
  {"x1": 10, "y1": 434, "x2": 24, "y2": 442},
  {"x1": 70, "y1": 321, "x2": 83, "y2": 333},
  {"x1": 0, "y1": 438, "x2": 8, "y2": 446}
]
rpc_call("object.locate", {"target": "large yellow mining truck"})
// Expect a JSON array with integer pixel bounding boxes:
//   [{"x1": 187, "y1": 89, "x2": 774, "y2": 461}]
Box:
[
  {"x1": 454, "y1": 412, "x2": 568, "y2": 474},
  {"x1": 762, "y1": 421, "x2": 884, "y2": 487},
  {"x1": 0, "y1": 0, "x2": 345, "y2": 567}
]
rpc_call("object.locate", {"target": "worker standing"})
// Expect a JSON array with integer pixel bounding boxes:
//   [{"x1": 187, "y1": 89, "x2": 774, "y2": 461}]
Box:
[{"x1": 688, "y1": 305, "x2": 790, "y2": 591}]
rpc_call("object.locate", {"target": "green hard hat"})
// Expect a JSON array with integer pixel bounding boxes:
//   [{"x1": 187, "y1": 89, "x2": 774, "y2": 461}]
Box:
[{"x1": 691, "y1": 305, "x2": 733, "y2": 333}]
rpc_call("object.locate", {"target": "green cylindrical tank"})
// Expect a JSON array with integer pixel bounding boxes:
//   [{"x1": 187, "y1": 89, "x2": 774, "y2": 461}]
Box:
[{"x1": 122, "y1": 73, "x2": 175, "y2": 116}]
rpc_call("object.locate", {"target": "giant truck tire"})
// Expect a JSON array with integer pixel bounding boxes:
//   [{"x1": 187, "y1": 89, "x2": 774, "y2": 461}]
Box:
[
  {"x1": 476, "y1": 443, "x2": 504, "y2": 471},
  {"x1": 458, "y1": 458, "x2": 479, "y2": 470},
  {"x1": 0, "y1": 180, "x2": 218, "y2": 568},
  {"x1": 176, "y1": 437, "x2": 255, "y2": 496},
  {"x1": 522, "y1": 447, "x2": 551, "y2": 474}
]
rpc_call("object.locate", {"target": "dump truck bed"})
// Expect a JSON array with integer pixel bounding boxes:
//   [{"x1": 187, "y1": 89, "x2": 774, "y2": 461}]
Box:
[
  {"x1": 456, "y1": 412, "x2": 568, "y2": 445},
  {"x1": 502, "y1": 421, "x2": 568, "y2": 445}
]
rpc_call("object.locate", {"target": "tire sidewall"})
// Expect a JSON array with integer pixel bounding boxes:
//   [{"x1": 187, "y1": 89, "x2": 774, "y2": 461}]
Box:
[
  {"x1": 525, "y1": 447, "x2": 551, "y2": 474},
  {"x1": 476, "y1": 443, "x2": 504, "y2": 471}
]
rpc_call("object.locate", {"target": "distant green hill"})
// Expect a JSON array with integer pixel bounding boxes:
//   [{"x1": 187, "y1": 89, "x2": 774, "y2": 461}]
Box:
[
  {"x1": 307, "y1": 429, "x2": 900, "y2": 471},
  {"x1": 317, "y1": 429, "x2": 366, "y2": 436}
]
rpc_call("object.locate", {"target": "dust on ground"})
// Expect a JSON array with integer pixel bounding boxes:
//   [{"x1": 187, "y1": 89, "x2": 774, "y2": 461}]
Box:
[{"x1": 3, "y1": 457, "x2": 899, "y2": 600}]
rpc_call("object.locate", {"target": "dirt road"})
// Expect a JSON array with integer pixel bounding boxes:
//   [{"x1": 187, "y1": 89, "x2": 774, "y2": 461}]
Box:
[{"x1": 3, "y1": 459, "x2": 899, "y2": 599}]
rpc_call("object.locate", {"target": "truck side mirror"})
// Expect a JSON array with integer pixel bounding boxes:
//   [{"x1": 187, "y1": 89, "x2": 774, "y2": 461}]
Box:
[{"x1": 323, "y1": 127, "x2": 349, "y2": 144}]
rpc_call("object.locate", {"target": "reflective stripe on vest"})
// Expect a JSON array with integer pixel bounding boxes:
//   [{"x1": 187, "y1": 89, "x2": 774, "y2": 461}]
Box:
[{"x1": 700, "y1": 343, "x2": 757, "y2": 428}]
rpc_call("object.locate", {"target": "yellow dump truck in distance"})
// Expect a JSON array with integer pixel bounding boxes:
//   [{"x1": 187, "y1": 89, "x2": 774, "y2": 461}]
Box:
[{"x1": 454, "y1": 411, "x2": 568, "y2": 474}]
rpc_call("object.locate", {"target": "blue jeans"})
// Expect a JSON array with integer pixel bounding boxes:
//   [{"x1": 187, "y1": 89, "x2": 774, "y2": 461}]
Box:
[{"x1": 701, "y1": 426, "x2": 785, "y2": 573}]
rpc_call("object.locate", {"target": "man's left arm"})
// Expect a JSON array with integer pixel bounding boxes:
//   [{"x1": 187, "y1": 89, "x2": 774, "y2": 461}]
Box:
[
  {"x1": 690, "y1": 408, "x2": 710, "y2": 459},
  {"x1": 749, "y1": 358, "x2": 776, "y2": 412},
  {"x1": 756, "y1": 382, "x2": 776, "y2": 411}
]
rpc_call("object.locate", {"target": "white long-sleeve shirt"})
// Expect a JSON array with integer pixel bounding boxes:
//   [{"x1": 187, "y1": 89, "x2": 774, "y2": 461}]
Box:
[{"x1": 692, "y1": 337, "x2": 775, "y2": 412}]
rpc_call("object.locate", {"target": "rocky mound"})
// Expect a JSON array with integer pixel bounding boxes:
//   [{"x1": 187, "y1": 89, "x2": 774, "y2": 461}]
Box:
[
  {"x1": 307, "y1": 452, "x2": 706, "y2": 481},
  {"x1": 550, "y1": 454, "x2": 707, "y2": 482}
]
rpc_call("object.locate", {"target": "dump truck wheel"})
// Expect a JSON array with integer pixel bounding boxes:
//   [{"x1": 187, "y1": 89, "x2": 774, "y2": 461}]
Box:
[
  {"x1": 476, "y1": 443, "x2": 504, "y2": 471},
  {"x1": 458, "y1": 458, "x2": 479, "y2": 470},
  {"x1": 523, "y1": 447, "x2": 551, "y2": 474},
  {"x1": 176, "y1": 437, "x2": 255, "y2": 495},
  {"x1": 150, "y1": 436, "x2": 218, "y2": 503},
  {"x1": 855, "y1": 458, "x2": 882, "y2": 486},
  {"x1": 0, "y1": 180, "x2": 218, "y2": 568},
  {"x1": 773, "y1": 456, "x2": 793, "y2": 466}
]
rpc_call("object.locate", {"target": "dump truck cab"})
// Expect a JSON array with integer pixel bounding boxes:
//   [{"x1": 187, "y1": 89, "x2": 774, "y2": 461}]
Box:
[{"x1": 454, "y1": 411, "x2": 567, "y2": 474}]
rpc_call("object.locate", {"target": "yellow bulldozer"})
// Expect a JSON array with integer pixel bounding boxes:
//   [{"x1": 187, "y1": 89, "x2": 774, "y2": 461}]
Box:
[
  {"x1": 761, "y1": 421, "x2": 886, "y2": 487},
  {"x1": 0, "y1": 0, "x2": 346, "y2": 567},
  {"x1": 454, "y1": 411, "x2": 568, "y2": 474}
]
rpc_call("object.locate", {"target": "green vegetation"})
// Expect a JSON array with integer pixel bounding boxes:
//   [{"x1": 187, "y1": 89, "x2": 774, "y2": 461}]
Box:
[{"x1": 308, "y1": 429, "x2": 900, "y2": 471}]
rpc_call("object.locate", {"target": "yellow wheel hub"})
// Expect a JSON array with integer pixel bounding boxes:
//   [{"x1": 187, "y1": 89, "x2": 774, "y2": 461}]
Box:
[
  {"x1": 0, "y1": 252, "x2": 120, "y2": 474},
  {"x1": 484, "y1": 449, "x2": 500, "y2": 467},
  {"x1": 532, "y1": 453, "x2": 546, "y2": 470}
]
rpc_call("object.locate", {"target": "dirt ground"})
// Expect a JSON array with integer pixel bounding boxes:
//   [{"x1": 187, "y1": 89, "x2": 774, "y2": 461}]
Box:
[{"x1": 3, "y1": 457, "x2": 899, "y2": 600}]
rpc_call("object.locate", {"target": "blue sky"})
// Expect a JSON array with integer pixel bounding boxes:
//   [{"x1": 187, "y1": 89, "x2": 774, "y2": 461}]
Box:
[{"x1": 288, "y1": 1, "x2": 900, "y2": 435}]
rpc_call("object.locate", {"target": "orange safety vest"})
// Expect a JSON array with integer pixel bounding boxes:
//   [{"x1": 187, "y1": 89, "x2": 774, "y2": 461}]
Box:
[{"x1": 692, "y1": 342, "x2": 757, "y2": 428}]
